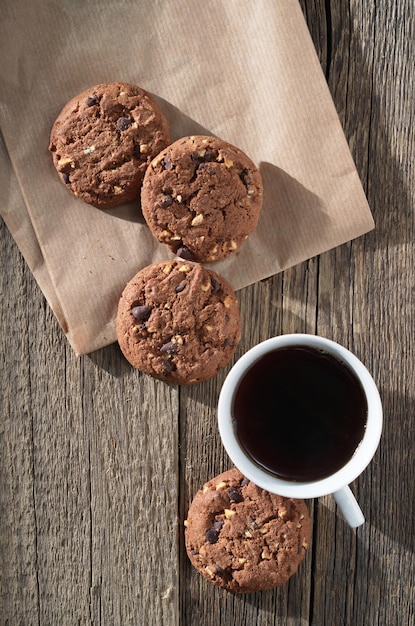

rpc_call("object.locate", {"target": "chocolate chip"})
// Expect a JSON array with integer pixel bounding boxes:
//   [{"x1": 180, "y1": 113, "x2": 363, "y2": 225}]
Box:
[
  {"x1": 240, "y1": 169, "x2": 252, "y2": 186},
  {"x1": 176, "y1": 246, "x2": 195, "y2": 261},
  {"x1": 61, "y1": 172, "x2": 70, "y2": 184},
  {"x1": 297, "y1": 545, "x2": 303, "y2": 555},
  {"x1": 160, "y1": 341, "x2": 178, "y2": 354},
  {"x1": 131, "y1": 305, "x2": 152, "y2": 321},
  {"x1": 116, "y1": 117, "x2": 132, "y2": 131},
  {"x1": 86, "y1": 95, "x2": 98, "y2": 107},
  {"x1": 175, "y1": 282, "x2": 186, "y2": 294},
  {"x1": 191, "y1": 150, "x2": 216, "y2": 164},
  {"x1": 214, "y1": 563, "x2": 225, "y2": 575},
  {"x1": 241, "y1": 477, "x2": 250, "y2": 486},
  {"x1": 213, "y1": 519, "x2": 224, "y2": 532},
  {"x1": 196, "y1": 163, "x2": 210, "y2": 175},
  {"x1": 227, "y1": 487, "x2": 243, "y2": 503},
  {"x1": 210, "y1": 277, "x2": 221, "y2": 294},
  {"x1": 203, "y1": 150, "x2": 216, "y2": 162},
  {"x1": 158, "y1": 194, "x2": 173, "y2": 208},
  {"x1": 161, "y1": 359, "x2": 176, "y2": 374},
  {"x1": 205, "y1": 528, "x2": 219, "y2": 544},
  {"x1": 163, "y1": 155, "x2": 173, "y2": 170}
]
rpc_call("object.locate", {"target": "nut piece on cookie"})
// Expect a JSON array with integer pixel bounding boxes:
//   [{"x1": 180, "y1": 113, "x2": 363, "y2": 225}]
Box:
[
  {"x1": 184, "y1": 468, "x2": 311, "y2": 593},
  {"x1": 141, "y1": 135, "x2": 263, "y2": 263},
  {"x1": 49, "y1": 82, "x2": 171, "y2": 207},
  {"x1": 116, "y1": 260, "x2": 241, "y2": 384}
]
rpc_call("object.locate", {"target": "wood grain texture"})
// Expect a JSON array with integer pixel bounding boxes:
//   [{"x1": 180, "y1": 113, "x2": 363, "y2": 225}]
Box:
[{"x1": 1, "y1": 1, "x2": 415, "y2": 624}]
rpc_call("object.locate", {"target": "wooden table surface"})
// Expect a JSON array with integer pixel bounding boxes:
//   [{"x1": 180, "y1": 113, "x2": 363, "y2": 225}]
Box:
[{"x1": 1, "y1": 1, "x2": 414, "y2": 624}]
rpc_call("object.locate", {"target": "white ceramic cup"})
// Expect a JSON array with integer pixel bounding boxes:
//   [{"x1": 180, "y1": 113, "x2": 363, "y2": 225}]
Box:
[{"x1": 218, "y1": 334, "x2": 382, "y2": 528}]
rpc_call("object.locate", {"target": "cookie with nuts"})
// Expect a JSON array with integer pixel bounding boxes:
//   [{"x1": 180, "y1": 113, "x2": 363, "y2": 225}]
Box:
[
  {"x1": 140, "y1": 135, "x2": 263, "y2": 262},
  {"x1": 184, "y1": 468, "x2": 311, "y2": 593},
  {"x1": 116, "y1": 260, "x2": 241, "y2": 384},
  {"x1": 49, "y1": 82, "x2": 171, "y2": 207}
]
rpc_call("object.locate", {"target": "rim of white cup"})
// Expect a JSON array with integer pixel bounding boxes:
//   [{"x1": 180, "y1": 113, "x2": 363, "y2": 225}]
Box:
[{"x1": 218, "y1": 334, "x2": 383, "y2": 499}]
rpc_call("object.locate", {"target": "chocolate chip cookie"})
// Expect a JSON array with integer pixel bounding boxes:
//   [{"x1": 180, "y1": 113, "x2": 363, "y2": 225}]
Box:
[
  {"x1": 116, "y1": 260, "x2": 241, "y2": 384},
  {"x1": 184, "y1": 468, "x2": 311, "y2": 593},
  {"x1": 141, "y1": 135, "x2": 263, "y2": 262},
  {"x1": 49, "y1": 82, "x2": 171, "y2": 207}
]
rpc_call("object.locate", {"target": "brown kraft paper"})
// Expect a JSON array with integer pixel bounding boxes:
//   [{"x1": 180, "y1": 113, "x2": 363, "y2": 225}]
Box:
[{"x1": 0, "y1": 0, "x2": 374, "y2": 355}]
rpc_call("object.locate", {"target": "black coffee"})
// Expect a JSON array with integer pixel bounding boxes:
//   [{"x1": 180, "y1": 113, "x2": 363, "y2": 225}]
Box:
[{"x1": 233, "y1": 345, "x2": 367, "y2": 482}]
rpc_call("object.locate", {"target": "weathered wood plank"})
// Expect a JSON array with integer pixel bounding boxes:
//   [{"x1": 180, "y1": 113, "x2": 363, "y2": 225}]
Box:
[
  {"x1": 83, "y1": 348, "x2": 180, "y2": 625},
  {"x1": 311, "y1": 1, "x2": 415, "y2": 625},
  {"x1": 0, "y1": 226, "x2": 41, "y2": 625}
]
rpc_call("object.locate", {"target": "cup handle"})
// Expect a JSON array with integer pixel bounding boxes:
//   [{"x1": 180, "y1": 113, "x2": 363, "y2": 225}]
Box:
[{"x1": 333, "y1": 486, "x2": 365, "y2": 528}]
